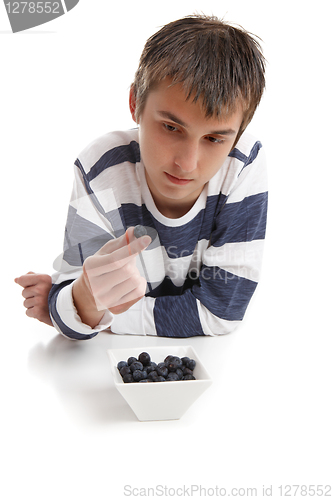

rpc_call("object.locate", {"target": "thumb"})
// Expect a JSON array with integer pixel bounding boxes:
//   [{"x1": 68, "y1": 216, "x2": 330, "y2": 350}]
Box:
[
  {"x1": 125, "y1": 227, "x2": 151, "y2": 256},
  {"x1": 14, "y1": 271, "x2": 35, "y2": 285}
]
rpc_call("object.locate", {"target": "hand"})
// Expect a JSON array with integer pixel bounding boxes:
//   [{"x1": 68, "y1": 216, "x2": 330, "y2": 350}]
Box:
[
  {"x1": 14, "y1": 272, "x2": 53, "y2": 326},
  {"x1": 72, "y1": 227, "x2": 151, "y2": 327}
]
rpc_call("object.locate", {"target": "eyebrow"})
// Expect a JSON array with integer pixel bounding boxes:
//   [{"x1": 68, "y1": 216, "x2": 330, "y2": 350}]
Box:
[{"x1": 157, "y1": 111, "x2": 237, "y2": 136}]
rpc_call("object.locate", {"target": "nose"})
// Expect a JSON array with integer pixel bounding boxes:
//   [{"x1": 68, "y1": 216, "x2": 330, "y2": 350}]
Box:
[{"x1": 174, "y1": 140, "x2": 198, "y2": 173}]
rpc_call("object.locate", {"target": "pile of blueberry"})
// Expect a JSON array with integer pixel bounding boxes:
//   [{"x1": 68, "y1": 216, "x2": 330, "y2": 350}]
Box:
[{"x1": 117, "y1": 351, "x2": 197, "y2": 383}]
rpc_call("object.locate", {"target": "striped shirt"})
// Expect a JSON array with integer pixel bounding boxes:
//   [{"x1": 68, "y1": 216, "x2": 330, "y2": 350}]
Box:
[{"x1": 49, "y1": 129, "x2": 268, "y2": 340}]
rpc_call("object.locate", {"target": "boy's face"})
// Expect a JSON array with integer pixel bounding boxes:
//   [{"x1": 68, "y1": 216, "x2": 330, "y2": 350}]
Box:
[{"x1": 130, "y1": 79, "x2": 244, "y2": 218}]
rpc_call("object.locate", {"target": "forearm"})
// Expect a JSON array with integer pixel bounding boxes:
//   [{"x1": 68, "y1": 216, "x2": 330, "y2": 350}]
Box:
[
  {"x1": 110, "y1": 289, "x2": 232, "y2": 338},
  {"x1": 48, "y1": 280, "x2": 113, "y2": 340},
  {"x1": 152, "y1": 282, "x2": 251, "y2": 337}
]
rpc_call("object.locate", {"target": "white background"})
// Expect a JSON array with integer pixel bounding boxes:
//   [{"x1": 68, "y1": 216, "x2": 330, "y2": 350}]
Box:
[{"x1": 1, "y1": 0, "x2": 333, "y2": 498}]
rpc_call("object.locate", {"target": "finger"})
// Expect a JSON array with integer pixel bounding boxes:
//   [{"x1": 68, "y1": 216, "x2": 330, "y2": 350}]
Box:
[
  {"x1": 25, "y1": 306, "x2": 53, "y2": 326},
  {"x1": 15, "y1": 272, "x2": 51, "y2": 289},
  {"x1": 97, "y1": 226, "x2": 138, "y2": 256},
  {"x1": 99, "y1": 227, "x2": 151, "y2": 259},
  {"x1": 100, "y1": 232, "x2": 151, "y2": 267},
  {"x1": 109, "y1": 276, "x2": 147, "y2": 308},
  {"x1": 14, "y1": 273, "x2": 38, "y2": 288},
  {"x1": 126, "y1": 227, "x2": 152, "y2": 255},
  {"x1": 85, "y1": 234, "x2": 151, "y2": 278},
  {"x1": 97, "y1": 232, "x2": 128, "y2": 256},
  {"x1": 94, "y1": 274, "x2": 146, "y2": 310},
  {"x1": 26, "y1": 307, "x2": 37, "y2": 318},
  {"x1": 86, "y1": 262, "x2": 137, "y2": 297},
  {"x1": 92, "y1": 276, "x2": 139, "y2": 310},
  {"x1": 97, "y1": 226, "x2": 140, "y2": 255},
  {"x1": 23, "y1": 297, "x2": 37, "y2": 309},
  {"x1": 22, "y1": 287, "x2": 36, "y2": 299}
]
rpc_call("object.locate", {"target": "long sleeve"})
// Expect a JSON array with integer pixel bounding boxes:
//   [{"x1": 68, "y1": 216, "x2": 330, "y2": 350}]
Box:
[
  {"x1": 48, "y1": 160, "x2": 116, "y2": 339},
  {"x1": 112, "y1": 140, "x2": 268, "y2": 337},
  {"x1": 48, "y1": 130, "x2": 146, "y2": 339},
  {"x1": 48, "y1": 129, "x2": 267, "y2": 340}
]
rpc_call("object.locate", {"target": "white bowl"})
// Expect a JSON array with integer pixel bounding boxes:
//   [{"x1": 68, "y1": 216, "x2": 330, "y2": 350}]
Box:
[{"x1": 107, "y1": 345, "x2": 212, "y2": 421}]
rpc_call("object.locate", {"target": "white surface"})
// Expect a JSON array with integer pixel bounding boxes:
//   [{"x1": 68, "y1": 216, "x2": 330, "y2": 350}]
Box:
[{"x1": 2, "y1": 0, "x2": 333, "y2": 499}]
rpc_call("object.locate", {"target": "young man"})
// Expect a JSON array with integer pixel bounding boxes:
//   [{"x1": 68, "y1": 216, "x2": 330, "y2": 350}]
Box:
[{"x1": 15, "y1": 14, "x2": 268, "y2": 340}]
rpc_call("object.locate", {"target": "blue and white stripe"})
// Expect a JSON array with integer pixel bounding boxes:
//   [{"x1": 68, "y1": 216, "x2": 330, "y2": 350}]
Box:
[{"x1": 49, "y1": 129, "x2": 268, "y2": 339}]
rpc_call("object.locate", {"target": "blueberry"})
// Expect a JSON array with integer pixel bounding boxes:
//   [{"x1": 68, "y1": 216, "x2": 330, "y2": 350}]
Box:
[
  {"x1": 146, "y1": 362, "x2": 157, "y2": 373},
  {"x1": 117, "y1": 360, "x2": 128, "y2": 370},
  {"x1": 156, "y1": 363, "x2": 169, "y2": 378},
  {"x1": 132, "y1": 369, "x2": 146, "y2": 382},
  {"x1": 119, "y1": 351, "x2": 197, "y2": 383},
  {"x1": 173, "y1": 356, "x2": 182, "y2": 365},
  {"x1": 166, "y1": 356, "x2": 182, "y2": 372},
  {"x1": 119, "y1": 366, "x2": 131, "y2": 377},
  {"x1": 148, "y1": 370, "x2": 159, "y2": 381},
  {"x1": 187, "y1": 359, "x2": 196, "y2": 371},
  {"x1": 122, "y1": 373, "x2": 134, "y2": 383},
  {"x1": 133, "y1": 225, "x2": 148, "y2": 238},
  {"x1": 181, "y1": 357, "x2": 196, "y2": 370},
  {"x1": 138, "y1": 352, "x2": 151, "y2": 366},
  {"x1": 130, "y1": 361, "x2": 144, "y2": 372}
]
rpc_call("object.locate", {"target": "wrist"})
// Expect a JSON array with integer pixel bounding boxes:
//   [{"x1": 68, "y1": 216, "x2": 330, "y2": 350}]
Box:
[{"x1": 72, "y1": 273, "x2": 106, "y2": 328}]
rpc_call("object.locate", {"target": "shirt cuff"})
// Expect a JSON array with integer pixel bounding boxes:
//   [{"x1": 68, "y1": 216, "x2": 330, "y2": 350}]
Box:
[{"x1": 56, "y1": 281, "x2": 114, "y2": 336}]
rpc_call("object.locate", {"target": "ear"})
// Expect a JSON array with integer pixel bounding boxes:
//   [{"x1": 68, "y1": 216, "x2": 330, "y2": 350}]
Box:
[{"x1": 129, "y1": 85, "x2": 138, "y2": 124}]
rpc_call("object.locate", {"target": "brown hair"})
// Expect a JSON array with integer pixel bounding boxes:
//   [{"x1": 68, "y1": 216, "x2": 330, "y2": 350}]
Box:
[{"x1": 132, "y1": 14, "x2": 266, "y2": 144}]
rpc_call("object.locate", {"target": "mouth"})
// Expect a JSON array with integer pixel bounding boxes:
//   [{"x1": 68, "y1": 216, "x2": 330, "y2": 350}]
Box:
[{"x1": 165, "y1": 172, "x2": 193, "y2": 185}]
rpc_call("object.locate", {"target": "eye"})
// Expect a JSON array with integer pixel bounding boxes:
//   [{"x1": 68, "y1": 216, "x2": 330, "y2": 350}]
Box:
[
  {"x1": 163, "y1": 123, "x2": 178, "y2": 133},
  {"x1": 206, "y1": 136, "x2": 225, "y2": 144}
]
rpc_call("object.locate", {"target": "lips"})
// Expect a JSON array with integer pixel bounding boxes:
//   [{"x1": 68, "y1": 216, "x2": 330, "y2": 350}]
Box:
[{"x1": 165, "y1": 172, "x2": 193, "y2": 185}]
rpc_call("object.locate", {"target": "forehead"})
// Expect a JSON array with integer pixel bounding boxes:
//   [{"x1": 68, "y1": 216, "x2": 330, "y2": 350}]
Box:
[{"x1": 144, "y1": 78, "x2": 244, "y2": 131}]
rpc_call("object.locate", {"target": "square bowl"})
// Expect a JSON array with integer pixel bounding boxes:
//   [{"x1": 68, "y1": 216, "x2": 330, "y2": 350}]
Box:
[{"x1": 107, "y1": 345, "x2": 212, "y2": 421}]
